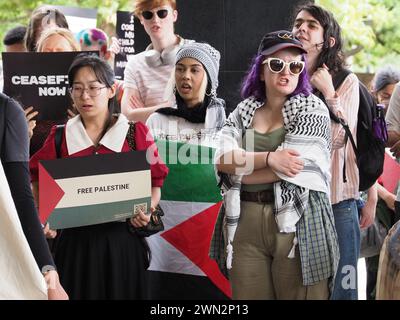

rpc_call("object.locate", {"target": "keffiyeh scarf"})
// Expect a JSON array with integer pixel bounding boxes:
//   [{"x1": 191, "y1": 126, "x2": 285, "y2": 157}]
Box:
[{"x1": 214, "y1": 94, "x2": 332, "y2": 268}]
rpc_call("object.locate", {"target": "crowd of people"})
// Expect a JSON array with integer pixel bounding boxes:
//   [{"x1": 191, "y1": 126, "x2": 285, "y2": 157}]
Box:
[{"x1": 1, "y1": 0, "x2": 399, "y2": 300}]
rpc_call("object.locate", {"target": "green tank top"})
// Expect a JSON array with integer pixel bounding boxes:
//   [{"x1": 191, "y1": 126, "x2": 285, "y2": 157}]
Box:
[{"x1": 241, "y1": 127, "x2": 286, "y2": 192}]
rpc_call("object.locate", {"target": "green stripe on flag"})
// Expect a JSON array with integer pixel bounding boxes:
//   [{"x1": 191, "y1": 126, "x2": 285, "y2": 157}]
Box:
[
  {"x1": 48, "y1": 197, "x2": 150, "y2": 229},
  {"x1": 156, "y1": 140, "x2": 222, "y2": 203}
]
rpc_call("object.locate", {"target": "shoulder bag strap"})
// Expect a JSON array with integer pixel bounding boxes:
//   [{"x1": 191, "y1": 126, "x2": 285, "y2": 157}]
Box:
[
  {"x1": 126, "y1": 121, "x2": 136, "y2": 151},
  {"x1": 54, "y1": 124, "x2": 65, "y2": 159}
]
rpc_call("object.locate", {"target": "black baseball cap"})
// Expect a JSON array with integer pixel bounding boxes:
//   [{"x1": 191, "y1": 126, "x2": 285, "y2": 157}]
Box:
[{"x1": 257, "y1": 30, "x2": 307, "y2": 56}]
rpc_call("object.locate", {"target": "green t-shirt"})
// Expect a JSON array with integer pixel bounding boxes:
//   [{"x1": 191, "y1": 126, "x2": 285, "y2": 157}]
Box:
[{"x1": 241, "y1": 127, "x2": 285, "y2": 192}]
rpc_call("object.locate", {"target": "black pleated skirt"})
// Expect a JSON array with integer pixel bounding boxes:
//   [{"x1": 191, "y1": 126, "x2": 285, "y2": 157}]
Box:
[{"x1": 55, "y1": 222, "x2": 149, "y2": 300}]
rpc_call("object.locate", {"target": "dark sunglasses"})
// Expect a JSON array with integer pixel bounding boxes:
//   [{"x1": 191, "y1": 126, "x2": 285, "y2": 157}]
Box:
[
  {"x1": 142, "y1": 9, "x2": 169, "y2": 20},
  {"x1": 262, "y1": 57, "x2": 305, "y2": 75}
]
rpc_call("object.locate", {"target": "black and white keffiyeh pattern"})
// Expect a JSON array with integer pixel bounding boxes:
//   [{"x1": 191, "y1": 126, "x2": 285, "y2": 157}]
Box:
[
  {"x1": 273, "y1": 94, "x2": 332, "y2": 232},
  {"x1": 214, "y1": 97, "x2": 263, "y2": 267}
]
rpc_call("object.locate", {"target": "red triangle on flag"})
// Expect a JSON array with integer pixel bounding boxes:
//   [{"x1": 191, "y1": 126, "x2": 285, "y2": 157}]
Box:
[
  {"x1": 161, "y1": 201, "x2": 232, "y2": 298},
  {"x1": 38, "y1": 163, "x2": 65, "y2": 224}
]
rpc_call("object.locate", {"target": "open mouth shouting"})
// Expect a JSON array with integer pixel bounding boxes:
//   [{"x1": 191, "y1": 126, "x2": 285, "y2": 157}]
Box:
[{"x1": 179, "y1": 83, "x2": 192, "y2": 94}]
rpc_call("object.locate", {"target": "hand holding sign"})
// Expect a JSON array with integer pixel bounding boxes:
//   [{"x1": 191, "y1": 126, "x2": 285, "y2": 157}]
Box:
[
  {"x1": 107, "y1": 36, "x2": 121, "y2": 60},
  {"x1": 67, "y1": 106, "x2": 77, "y2": 119},
  {"x1": 130, "y1": 206, "x2": 151, "y2": 228},
  {"x1": 43, "y1": 222, "x2": 57, "y2": 239},
  {"x1": 24, "y1": 106, "x2": 38, "y2": 139}
]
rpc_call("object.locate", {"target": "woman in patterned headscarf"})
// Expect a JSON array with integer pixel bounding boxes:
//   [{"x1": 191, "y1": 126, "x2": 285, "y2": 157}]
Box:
[{"x1": 146, "y1": 42, "x2": 225, "y2": 145}]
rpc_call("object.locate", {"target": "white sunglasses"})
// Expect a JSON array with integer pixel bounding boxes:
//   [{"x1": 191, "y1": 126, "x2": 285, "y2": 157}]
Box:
[{"x1": 262, "y1": 57, "x2": 305, "y2": 75}]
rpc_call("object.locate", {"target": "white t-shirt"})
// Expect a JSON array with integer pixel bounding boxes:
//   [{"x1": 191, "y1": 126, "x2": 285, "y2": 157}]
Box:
[{"x1": 146, "y1": 113, "x2": 219, "y2": 148}]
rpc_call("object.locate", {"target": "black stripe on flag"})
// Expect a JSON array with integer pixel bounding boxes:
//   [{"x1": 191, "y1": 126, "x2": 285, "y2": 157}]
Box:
[{"x1": 39, "y1": 150, "x2": 150, "y2": 179}]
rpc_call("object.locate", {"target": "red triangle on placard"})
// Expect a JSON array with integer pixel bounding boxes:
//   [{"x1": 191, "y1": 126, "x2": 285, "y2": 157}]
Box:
[{"x1": 38, "y1": 163, "x2": 65, "y2": 224}]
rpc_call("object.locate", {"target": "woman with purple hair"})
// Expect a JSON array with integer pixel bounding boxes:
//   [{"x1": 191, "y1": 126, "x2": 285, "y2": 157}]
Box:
[{"x1": 211, "y1": 30, "x2": 339, "y2": 299}]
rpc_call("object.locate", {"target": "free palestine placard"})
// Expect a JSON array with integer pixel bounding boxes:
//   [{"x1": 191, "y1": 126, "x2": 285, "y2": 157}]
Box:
[{"x1": 39, "y1": 151, "x2": 151, "y2": 229}]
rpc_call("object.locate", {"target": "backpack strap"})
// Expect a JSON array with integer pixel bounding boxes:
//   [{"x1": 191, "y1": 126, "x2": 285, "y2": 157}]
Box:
[
  {"x1": 341, "y1": 124, "x2": 358, "y2": 183},
  {"x1": 126, "y1": 121, "x2": 136, "y2": 151},
  {"x1": 332, "y1": 70, "x2": 360, "y2": 183},
  {"x1": 317, "y1": 69, "x2": 358, "y2": 183},
  {"x1": 54, "y1": 125, "x2": 65, "y2": 159},
  {"x1": 332, "y1": 69, "x2": 352, "y2": 93}
]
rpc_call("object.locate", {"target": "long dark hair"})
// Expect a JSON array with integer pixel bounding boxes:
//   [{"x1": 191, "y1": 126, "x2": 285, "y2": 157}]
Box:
[
  {"x1": 240, "y1": 53, "x2": 312, "y2": 101},
  {"x1": 292, "y1": 2, "x2": 346, "y2": 74},
  {"x1": 68, "y1": 53, "x2": 116, "y2": 140}
]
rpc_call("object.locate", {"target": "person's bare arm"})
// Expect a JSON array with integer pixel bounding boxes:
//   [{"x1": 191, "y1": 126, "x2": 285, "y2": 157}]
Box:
[
  {"x1": 360, "y1": 183, "x2": 378, "y2": 229},
  {"x1": 24, "y1": 106, "x2": 38, "y2": 139},
  {"x1": 387, "y1": 130, "x2": 400, "y2": 148},
  {"x1": 216, "y1": 149, "x2": 304, "y2": 177},
  {"x1": 241, "y1": 167, "x2": 280, "y2": 184},
  {"x1": 377, "y1": 183, "x2": 396, "y2": 211},
  {"x1": 121, "y1": 87, "x2": 170, "y2": 122}
]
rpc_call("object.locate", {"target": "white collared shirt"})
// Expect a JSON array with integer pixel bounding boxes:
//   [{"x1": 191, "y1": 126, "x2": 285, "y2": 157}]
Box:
[{"x1": 65, "y1": 113, "x2": 130, "y2": 155}]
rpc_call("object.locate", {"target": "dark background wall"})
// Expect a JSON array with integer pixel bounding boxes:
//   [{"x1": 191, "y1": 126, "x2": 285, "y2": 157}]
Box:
[{"x1": 134, "y1": 0, "x2": 305, "y2": 113}]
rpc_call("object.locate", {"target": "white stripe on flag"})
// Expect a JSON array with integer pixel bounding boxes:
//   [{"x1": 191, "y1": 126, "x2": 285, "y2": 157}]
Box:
[
  {"x1": 147, "y1": 200, "x2": 215, "y2": 276},
  {"x1": 55, "y1": 170, "x2": 151, "y2": 208}
]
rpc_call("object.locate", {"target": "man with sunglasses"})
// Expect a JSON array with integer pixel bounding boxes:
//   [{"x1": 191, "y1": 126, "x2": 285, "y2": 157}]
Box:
[{"x1": 122, "y1": 0, "x2": 192, "y2": 123}]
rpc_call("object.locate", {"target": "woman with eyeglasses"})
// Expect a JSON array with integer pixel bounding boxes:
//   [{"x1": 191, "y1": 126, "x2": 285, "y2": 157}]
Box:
[
  {"x1": 30, "y1": 53, "x2": 168, "y2": 299},
  {"x1": 121, "y1": 0, "x2": 193, "y2": 123},
  {"x1": 212, "y1": 30, "x2": 339, "y2": 300}
]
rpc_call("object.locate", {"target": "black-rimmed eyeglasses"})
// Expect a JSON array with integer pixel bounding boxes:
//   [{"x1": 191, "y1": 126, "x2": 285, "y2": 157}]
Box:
[{"x1": 69, "y1": 86, "x2": 107, "y2": 98}]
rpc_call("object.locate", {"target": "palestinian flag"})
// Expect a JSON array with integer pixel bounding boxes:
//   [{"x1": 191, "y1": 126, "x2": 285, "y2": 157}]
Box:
[{"x1": 146, "y1": 140, "x2": 231, "y2": 299}]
